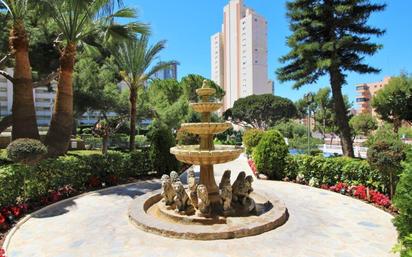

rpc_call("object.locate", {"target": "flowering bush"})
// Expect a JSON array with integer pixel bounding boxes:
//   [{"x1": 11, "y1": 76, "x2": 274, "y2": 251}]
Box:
[
  {"x1": 284, "y1": 154, "x2": 384, "y2": 191},
  {"x1": 0, "y1": 248, "x2": 6, "y2": 257},
  {"x1": 248, "y1": 159, "x2": 258, "y2": 177}
]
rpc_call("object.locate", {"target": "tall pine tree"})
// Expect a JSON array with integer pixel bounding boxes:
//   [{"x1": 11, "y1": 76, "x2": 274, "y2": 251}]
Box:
[{"x1": 277, "y1": 0, "x2": 385, "y2": 157}]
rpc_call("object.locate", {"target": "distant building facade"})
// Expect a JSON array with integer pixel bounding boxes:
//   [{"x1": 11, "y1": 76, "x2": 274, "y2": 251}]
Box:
[
  {"x1": 0, "y1": 68, "x2": 112, "y2": 127},
  {"x1": 356, "y1": 76, "x2": 391, "y2": 116},
  {"x1": 153, "y1": 62, "x2": 178, "y2": 80},
  {"x1": 211, "y1": 0, "x2": 273, "y2": 110}
]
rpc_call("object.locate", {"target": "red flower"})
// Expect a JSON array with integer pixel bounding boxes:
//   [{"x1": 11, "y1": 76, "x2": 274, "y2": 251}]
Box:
[
  {"x1": 320, "y1": 184, "x2": 329, "y2": 190},
  {"x1": 1, "y1": 207, "x2": 10, "y2": 217},
  {"x1": 0, "y1": 248, "x2": 6, "y2": 257},
  {"x1": 10, "y1": 206, "x2": 21, "y2": 218},
  {"x1": 0, "y1": 214, "x2": 5, "y2": 225},
  {"x1": 50, "y1": 191, "x2": 61, "y2": 203},
  {"x1": 353, "y1": 185, "x2": 367, "y2": 200},
  {"x1": 19, "y1": 203, "x2": 28, "y2": 213}
]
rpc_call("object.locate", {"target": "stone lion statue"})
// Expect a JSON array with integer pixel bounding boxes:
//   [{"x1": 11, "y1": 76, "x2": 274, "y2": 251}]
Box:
[
  {"x1": 161, "y1": 174, "x2": 175, "y2": 205},
  {"x1": 219, "y1": 170, "x2": 231, "y2": 190},
  {"x1": 173, "y1": 181, "x2": 191, "y2": 213},
  {"x1": 170, "y1": 171, "x2": 180, "y2": 184},
  {"x1": 232, "y1": 171, "x2": 246, "y2": 203},
  {"x1": 187, "y1": 168, "x2": 198, "y2": 209},
  {"x1": 197, "y1": 184, "x2": 210, "y2": 216},
  {"x1": 221, "y1": 183, "x2": 232, "y2": 212}
]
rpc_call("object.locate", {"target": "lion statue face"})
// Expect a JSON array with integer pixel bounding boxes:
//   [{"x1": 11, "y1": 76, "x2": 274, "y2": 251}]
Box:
[
  {"x1": 170, "y1": 171, "x2": 180, "y2": 183},
  {"x1": 161, "y1": 175, "x2": 171, "y2": 187},
  {"x1": 173, "y1": 181, "x2": 185, "y2": 196},
  {"x1": 197, "y1": 184, "x2": 208, "y2": 201}
]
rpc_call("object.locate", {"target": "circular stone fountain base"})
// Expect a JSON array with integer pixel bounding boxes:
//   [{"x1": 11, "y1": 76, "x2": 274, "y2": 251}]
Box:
[{"x1": 128, "y1": 189, "x2": 288, "y2": 240}]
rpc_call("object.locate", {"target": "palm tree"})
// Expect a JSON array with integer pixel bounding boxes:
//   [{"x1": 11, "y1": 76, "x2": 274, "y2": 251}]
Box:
[
  {"x1": 0, "y1": 0, "x2": 40, "y2": 140},
  {"x1": 110, "y1": 36, "x2": 177, "y2": 150},
  {"x1": 41, "y1": 0, "x2": 148, "y2": 156}
]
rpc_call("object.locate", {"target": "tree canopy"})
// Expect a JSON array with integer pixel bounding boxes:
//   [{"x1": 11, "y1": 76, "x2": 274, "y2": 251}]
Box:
[
  {"x1": 349, "y1": 113, "x2": 377, "y2": 137},
  {"x1": 277, "y1": 0, "x2": 385, "y2": 157},
  {"x1": 372, "y1": 74, "x2": 412, "y2": 132},
  {"x1": 230, "y1": 94, "x2": 297, "y2": 130}
]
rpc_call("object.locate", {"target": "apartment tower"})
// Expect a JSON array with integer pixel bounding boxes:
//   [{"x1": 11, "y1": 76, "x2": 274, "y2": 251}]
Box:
[
  {"x1": 356, "y1": 77, "x2": 391, "y2": 116},
  {"x1": 211, "y1": 0, "x2": 273, "y2": 110}
]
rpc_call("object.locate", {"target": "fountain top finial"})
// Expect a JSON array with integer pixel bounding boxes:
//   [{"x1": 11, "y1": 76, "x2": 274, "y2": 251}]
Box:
[{"x1": 196, "y1": 80, "x2": 216, "y2": 98}]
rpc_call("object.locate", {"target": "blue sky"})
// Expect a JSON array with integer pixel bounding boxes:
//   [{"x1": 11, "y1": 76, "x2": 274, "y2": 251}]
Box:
[{"x1": 126, "y1": 0, "x2": 412, "y2": 105}]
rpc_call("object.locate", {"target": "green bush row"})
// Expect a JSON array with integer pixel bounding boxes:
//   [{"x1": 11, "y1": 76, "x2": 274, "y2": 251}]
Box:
[
  {"x1": 284, "y1": 154, "x2": 384, "y2": 190},
  {"x1": 393, "y1": 151, "x2": 412, "y2": 255},
  {"x1": 0, "y1": 150, "x2": 153, "y2": 207}
]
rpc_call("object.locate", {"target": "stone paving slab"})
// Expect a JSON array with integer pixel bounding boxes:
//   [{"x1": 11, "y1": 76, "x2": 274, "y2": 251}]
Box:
[{"x1": 5, "y1": 155, "x2": 399, "y2": 257}]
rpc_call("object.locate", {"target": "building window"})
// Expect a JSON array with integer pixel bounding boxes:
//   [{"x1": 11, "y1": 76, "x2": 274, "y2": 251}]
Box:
[
  {"x1": 35, "y1": 98, "x2": 50, "y2": 103},
  {"x1": 254, "y1": 18, "x2": 257, "y2": 22},
  {"x1": 0, "y1": 96, "x2": 7, "y2": 101},
  {"x1": 356, "y1": 85, "x2": 369, "y2": 90},
  {"x1": 0, "y1": 87, "x2": 7, "y2": 92},
  {"x1": 356, "y1": 98, "x2": 369, "y2": 102}
]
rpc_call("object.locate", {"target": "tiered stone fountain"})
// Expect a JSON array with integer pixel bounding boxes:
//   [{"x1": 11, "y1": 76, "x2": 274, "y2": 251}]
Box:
[
  {"x1": 129, "y1": 81, "x2": 288, "y2": 240},
  {"x1": 170, "y1": 82, "x2": 243, "y2": 212}
]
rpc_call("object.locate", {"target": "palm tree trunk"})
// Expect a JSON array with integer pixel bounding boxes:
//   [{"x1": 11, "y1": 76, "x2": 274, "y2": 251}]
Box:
[
  {"x1": 45, "y1": 43, "x2": 76, "y2": 156},
  {"x1": 129, "y1": 87, "x2": 137, "y2": 151},
  {"x1": 10, "y1": 20, "x2": 39, "y2": 140},
  {"x1": 329, "y1": 68, "x2": 354, "y2": 157}
]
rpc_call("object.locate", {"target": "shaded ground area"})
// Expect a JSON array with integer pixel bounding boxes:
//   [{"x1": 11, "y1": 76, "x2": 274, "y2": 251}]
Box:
[{"x1": 5, "y1": 156, "x2": 398, "y2": 257}]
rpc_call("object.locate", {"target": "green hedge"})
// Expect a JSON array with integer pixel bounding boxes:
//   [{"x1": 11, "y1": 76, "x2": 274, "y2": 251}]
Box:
[
  {"x1": 393, "y1": 151, "x2": 412, "y2": 255},
  {"x1": 284, "y1": 154, "x2": 383, "y2": 190},
  {"x1": 253, "y1": 129, "x2": 289, "y2": 180},
  {"x1": 0, "y1": 150, "x2": 153, "y2": 207}
]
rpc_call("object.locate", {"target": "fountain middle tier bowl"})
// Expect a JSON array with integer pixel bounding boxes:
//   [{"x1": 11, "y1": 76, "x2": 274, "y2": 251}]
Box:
[
  {"x1": 180, "y1": 122, "x2": 232, "y2": 135},
  {"x1": 190, "y1": 102, "x2": 223, "y2": 113},
  {"x1": 170, "y1": 145, "x2": 244, "y2": 165}
]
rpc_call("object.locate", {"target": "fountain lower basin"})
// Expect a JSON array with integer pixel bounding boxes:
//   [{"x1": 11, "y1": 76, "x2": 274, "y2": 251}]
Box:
[
  {"x1": 170, "y1": 145, "x2": 244, "y2": 165},
  {"x1": 128, "y1": 188, "x2": 288, "y2": 240}
]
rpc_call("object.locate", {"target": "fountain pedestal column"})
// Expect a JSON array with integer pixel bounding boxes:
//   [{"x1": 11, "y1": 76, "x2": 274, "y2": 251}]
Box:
[{"x1": 199, "y1": 164, "x2": 220, "y2": 208}]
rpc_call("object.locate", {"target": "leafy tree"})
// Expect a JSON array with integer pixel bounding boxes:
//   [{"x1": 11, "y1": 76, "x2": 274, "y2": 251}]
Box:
[
  {"x1": 92, "y1": 116, "x2": 126, "y2": 155},
  {"x1": 0, "y1": 0, "x2": 39, "y2": 140},
  {"x1": 349, "y1": 113, "x2": 377, "y2": 137},
  {"x1": 372, "y1": 74, "x2": 412, "y2": 132},
  {"x1": 230, "y1": 94, "x2": 297, "y2": 129},
  {"x1": 42, "y1": 0, "x2": 147, "y2": 156},
  {"x1": 110, "y1": 36, "x2": 175, "y2": 151},
  {"x1": 180, "y1": 74, "x2": 224, "y2": 102},
  {"x1": 277, "y1": 0, "x2": 386, "y2": 157},
  {"x1": 272, "y1": 120, "x2": 306, "y2": 139},
  {"x1": 367, "y1": 127, "x2": 407, "y2": 198},
  {"x1": 393, "y1": 151, "x2": 412, "y2": 256}
]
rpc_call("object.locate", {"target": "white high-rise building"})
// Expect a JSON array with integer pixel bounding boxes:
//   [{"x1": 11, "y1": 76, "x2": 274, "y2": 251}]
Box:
[
  {"x1": 211, "y1": 0, "x2": 273, "y2": 110},
  {"x1": 0, "y1": 68, "x2": 114, "y2": 127}
]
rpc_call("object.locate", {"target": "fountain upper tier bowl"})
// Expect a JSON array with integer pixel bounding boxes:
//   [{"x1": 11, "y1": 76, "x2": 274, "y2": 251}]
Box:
[
  {"x1": 170, "y1": 145, "x2": 244, "y2": 165},
  {"x1": 190, "y1": 102, "x2": 223, "y2": 113},
  {"x1": 180, "y1": 122, "x2": 232, "y2": 135}
]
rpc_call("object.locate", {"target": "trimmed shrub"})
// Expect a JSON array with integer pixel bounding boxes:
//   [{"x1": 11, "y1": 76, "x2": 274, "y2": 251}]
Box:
[
  {"x1": 284, "y1": 154, "x2": 383, "y2": 190},
  {"x1": 0, "y1": 150, "x2": 153, "y2": 208},
  {"x1": 367, "y1": 128, "x2": 407, "y2": 198},
  {"x1": 393, "y1": 151, "x2": 412, "y2": 254},
  {"x1": 253, "y1": 129, "x2": 289, "y2": 179},
  {"x1": 147, "y1": 120, "x2": 180, "y2": 175},
  {"x1": 7, "y1": 139, "x2": 47, "y2": 165},
  {"x1": 243, "y1": 129, "x2": 265, "y2": 155}
]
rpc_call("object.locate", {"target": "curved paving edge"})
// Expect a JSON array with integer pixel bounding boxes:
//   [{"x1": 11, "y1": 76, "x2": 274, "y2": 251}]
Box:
[
  {"x1": 3, "y1": 156, "x2": 399, "y2": 257},
  {"x1": 2, "y1": 180, "x2": 157, "y2": 252},
  {"x1": 128, "y1": 189, "x2": 288, "y2": 240}
]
